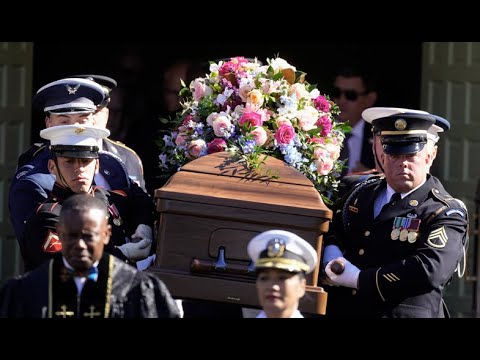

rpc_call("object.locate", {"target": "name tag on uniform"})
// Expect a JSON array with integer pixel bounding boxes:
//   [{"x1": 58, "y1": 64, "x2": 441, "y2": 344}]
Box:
[{"x1": 348, "y1": 205, "x2": 358, "y2": 213}]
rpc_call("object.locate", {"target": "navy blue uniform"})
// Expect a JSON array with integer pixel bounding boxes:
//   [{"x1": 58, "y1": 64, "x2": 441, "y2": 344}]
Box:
[
  {"x1": 323, "y1": 174, "x2": 468, "y2": 318},
  {"x1": 21, "y1": 183, "x2": 154, "y2": 272},
  {"x1": 9, "y1": 140, "x2": 151, "y2": 243},
  {"x1": 103, "y1": 138, "x2": 145, "y2": 191}
]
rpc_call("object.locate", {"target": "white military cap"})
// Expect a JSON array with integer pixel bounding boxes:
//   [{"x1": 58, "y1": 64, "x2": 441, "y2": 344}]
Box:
[
  {"x1": 363, "y1": 107, "x2": 449, "y2": 143},
  {"x1": 40, "y1": 124, "x2": 110, "y2": 159},
  {"x1": 247, "y1": 230, "x2": 318, "y2": 274},
  {"x1": 33, "y1": 78, "x2": 105, "y2": 114}
]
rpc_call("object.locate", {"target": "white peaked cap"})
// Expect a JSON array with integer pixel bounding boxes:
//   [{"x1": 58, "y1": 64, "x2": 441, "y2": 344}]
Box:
[
  {"x1": 40, "y1": 124, "x2": 110, "y2": 146},
  {"x1": 247, "y1": 229, "x2": 318, "y2": 274}
]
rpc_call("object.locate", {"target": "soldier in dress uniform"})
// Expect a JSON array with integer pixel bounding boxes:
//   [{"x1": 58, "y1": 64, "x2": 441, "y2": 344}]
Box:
[
  {"x1": 247, "y1": 229, "x2": 318, "y2": 318},
  {"x1": 0, "y1": 194, "x2": 179, "y2": 318},
  {"x1": 321, "y1": 109, "x2": 468, "y2": 318},
  {"x1": 9, "y1": 77, "x2": 153, "y2": 252},
  {"x1": 70, "y1": 74, "x2": 146, "y2": 191},
  {"x1": 337, "y1": 107, "x2": 451, "y2": 199},
  {"x1": 21, "y1": 124, "x2": 155, "y2": 272}
]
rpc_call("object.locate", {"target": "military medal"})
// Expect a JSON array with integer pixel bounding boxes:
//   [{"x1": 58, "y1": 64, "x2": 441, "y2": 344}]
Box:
[
  {"x1": 391, "y1": 217, "x2": 403, "y2": 240},
  {"x1": 108, "y1": 204, "x2": 123, "y2": 226},
  {"x1": 407, "y1": 231, "x2": 418, "y2": 243},
  {"x1": 399, "y1": 229, "x2": 409, "y2": 241},
  {"x1": 391, "y1": 228, "x2": 400, "y2": 240}
]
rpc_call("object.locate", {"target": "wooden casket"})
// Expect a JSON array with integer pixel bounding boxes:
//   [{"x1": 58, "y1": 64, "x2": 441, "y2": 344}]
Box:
[{"x1": 150, "y1": 152, "x2": 333, "y2": 314}]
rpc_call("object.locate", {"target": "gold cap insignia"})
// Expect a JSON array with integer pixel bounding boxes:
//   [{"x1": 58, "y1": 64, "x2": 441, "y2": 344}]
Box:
[
  {"x1": 267, "y1": 238, "x2": 286, "y2": 258},
  {"x1": 394, "y1": 119, "x2": 407, "y2": 130},
  {"x1": 74, "y1": 127, "x2": 86, "y2": 135}
]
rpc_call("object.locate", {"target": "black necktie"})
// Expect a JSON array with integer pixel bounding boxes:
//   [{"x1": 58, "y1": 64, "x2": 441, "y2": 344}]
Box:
[{"x1": 380, "y1": 192, "x2": 401, "y2": 213}]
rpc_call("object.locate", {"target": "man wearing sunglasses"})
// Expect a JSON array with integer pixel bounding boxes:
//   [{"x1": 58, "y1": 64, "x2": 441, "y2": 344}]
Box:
[{"x1": 332, "y1": 65, "x2": 378, "y2": 176}]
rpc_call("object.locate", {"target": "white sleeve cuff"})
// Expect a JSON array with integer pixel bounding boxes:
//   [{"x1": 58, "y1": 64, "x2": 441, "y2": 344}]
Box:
[{"x1": 322, "y1": 245, "x2": 343, "y2": 265}]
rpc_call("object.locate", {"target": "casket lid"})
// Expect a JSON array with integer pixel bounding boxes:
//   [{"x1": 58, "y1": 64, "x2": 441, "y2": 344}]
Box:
[{"x1": 156, "y1": 152, "x2": 332, "y2": 219}]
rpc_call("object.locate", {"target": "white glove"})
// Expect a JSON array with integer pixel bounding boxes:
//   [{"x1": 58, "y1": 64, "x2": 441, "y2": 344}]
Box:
[
  {"x1": 117, "y1": 238, "x2": 152, "y2": 261},
  {"x1": 322, "y1": 245, "x2": 343, "y2": 266},
  {"x1": 325, "y1": 257, "x2": 360, "y2": 289},
  {"x1": 131, "y1": 224, "x2": 153, "y2": 242}
]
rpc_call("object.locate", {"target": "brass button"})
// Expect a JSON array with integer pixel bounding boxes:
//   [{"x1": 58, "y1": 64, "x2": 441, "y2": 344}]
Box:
[
  {"x1": 352, "y1": 290, "x2": 357, "y2": 295},
  {"x1": 358, "y1": 249, "x2": 365, "y2": 256},
  {"x1": 364, "y1": 230, "x2": 370, "y2": 237}
]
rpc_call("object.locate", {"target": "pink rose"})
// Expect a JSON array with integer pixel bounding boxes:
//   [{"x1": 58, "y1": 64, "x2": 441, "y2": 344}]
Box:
[
  {"x1": 250, "y1": 126, "x2": 268, "y2": 147},
  {"x1": 315, "y1": 158, "x2": 334, "y2": 175},
  {"x1": 192, "y1": 78, "x2": 212, "y2": 101},
  {"x1": 239, "y1": 111, "x2": 263, "y2": 127},
  {"x1": 314, "y1": 147, "x2": 328, "y2": 160},
  {"x1": 274, "y1": 125, "x2": 295, "y2": 145},
  {"x1": 212, "y1": 116, "x2": 232, "y2": 137},
  {"x1": 188, "y1": 139, "x2": 207, "y2": 158},
  {"x1": 207, "y1": 138, "x2": 227, "y2": 154},
  {"x1": 175, "y1": 133, "x2": 187, "y2": 147}
]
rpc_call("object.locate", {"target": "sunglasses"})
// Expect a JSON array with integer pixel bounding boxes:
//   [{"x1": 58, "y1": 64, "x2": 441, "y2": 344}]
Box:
[{"x1": 331, "y1": 87, "x2": 369, "y2": 101}]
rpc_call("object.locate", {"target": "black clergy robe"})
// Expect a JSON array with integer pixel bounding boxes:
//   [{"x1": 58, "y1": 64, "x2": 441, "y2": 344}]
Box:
[{"x1": 0, "y1": 253, "x2": 180, "y2": 318}]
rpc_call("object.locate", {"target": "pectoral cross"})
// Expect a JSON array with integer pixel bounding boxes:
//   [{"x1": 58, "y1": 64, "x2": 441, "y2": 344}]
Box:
[
  {"x1": 55, "y1": 304, "x2": 74, "y2": 318},
  {"x1": 83, "y1": 305, "x2": 101, "y2": 318}
]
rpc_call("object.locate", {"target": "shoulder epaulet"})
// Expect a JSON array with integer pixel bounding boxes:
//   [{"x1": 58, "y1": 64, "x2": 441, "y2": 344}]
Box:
[
  {"x1": 32, "y1": 144, "x2": 47, "y2": 157},
  {"x1": 431, "y1": 188, "x2": 467, "y2": 210},
  {"x1": 426, "y1": 188, "x2": 468, "y2": 226},
  {"x1": 104, "y1": 138, "x2": 140, "y2": 156},
  {"x1": 16, "y1": 143, "x2": 47, "y2": 168}
]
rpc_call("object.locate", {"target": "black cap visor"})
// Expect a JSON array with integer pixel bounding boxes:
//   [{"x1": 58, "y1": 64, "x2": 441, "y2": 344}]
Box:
[
  {"x1": 51, "y1": 145, "x2": 99, "y2": 159},
  {"x1": 382, "y1": 136, "x2": 427, "y2": 155}
]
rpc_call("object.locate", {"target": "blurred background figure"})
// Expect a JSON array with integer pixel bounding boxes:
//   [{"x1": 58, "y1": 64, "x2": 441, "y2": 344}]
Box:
[{"x1": 332, "y1": 64, "x2": 378, "y2": 176}]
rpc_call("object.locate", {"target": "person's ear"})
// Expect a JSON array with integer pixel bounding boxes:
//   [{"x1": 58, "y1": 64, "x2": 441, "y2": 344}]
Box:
[
  {"x1": 95, "y1": 159, "x2": 100, "y2": 174},
  {"x1": 298, "y1": 276, "x2": 307, "y2": 298},
  {"x1": 431, "y1": 145, "x2": 438, "y2": 161},
  {"x1": 48, "y1": 159, "x2": 57, "y2": 175},
  {"x1": 366, "y1": 91, "x2": 378, "y2": 107},
  {"x1": 45, "y1": 114, "x2": 52, "y2": 128}
]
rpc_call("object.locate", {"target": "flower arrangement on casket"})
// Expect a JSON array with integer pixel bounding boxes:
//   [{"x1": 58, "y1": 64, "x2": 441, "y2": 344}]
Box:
[{"x1": 157, "y1": 56, "x2": 349, "y2": 203}]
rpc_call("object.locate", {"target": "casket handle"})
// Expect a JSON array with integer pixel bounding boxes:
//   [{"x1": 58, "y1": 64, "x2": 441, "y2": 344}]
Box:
[{"x1": 190, "y1": 257, "x2": 254, "y2": 277}]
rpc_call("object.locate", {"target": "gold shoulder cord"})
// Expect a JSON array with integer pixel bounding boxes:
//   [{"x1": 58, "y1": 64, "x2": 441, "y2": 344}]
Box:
[
  {"x1": 48, "y1": 259, "x2": 54, "y2": 318},
  {"x1": 104, "y1": 255, "x2": 114, "y2": 318}
]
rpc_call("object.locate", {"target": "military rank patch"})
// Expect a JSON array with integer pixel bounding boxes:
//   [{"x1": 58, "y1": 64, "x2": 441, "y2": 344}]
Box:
[
  {"x1": 348, "y1": 205, "x2": 359, "y2": 213},
  {"x1": 391, "y1": 217, "x2": 421, "y2": 242},
  {"x1": 43, "y1": 230, "x2": 62, "y2": 253},
  {"x1": 427, "y1": 226, "x2": 448, "y2": 248}
]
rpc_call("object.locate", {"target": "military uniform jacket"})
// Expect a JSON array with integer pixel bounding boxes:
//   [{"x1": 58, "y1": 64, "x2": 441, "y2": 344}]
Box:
[
  {"x1": 103, "y1": 138, "x2": 146, "y2": 191},
  {"x1": 324, "y1": 174, "x2": 468, "y2": 318},
  {"x1": 21, "y1": 183, "x2": 155, "y2": 272},
  {"x1": 9, "y1": 141, "x2": 151, "y2": 243},
  {"x1": 0, "y1": 253, "x2": 180, "y2": 318}
]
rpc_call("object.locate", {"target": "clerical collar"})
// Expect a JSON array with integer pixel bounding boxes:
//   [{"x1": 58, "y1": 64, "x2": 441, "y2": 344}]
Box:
[{"x1": 62, "y1": 257, "x2": 99, "y2": 274}]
